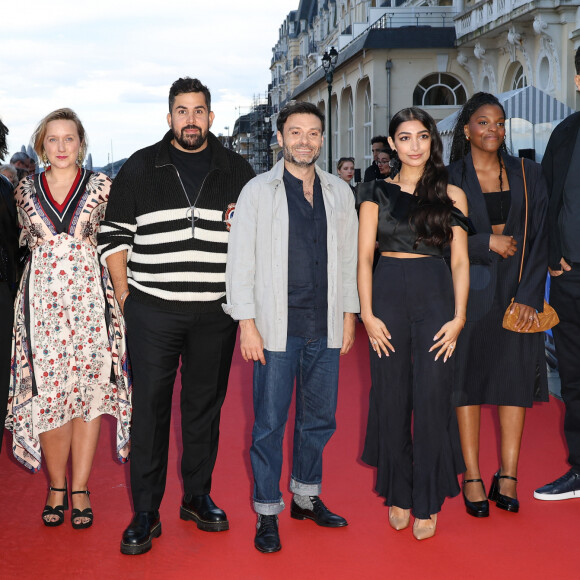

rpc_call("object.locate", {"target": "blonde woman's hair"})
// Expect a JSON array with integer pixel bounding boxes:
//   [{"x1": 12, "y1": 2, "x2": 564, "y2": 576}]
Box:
[{"x1": 32, "y1": 108, "x2": 88, "y2": 164}]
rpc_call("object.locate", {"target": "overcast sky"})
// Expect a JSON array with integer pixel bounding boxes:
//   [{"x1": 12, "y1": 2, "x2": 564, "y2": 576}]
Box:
[{"x1": 1, "y1": 1, "x2": 299, "y2": 166}]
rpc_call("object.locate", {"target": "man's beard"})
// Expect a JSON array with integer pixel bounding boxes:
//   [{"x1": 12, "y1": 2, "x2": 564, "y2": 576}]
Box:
[
  {"x1": 282, "y1": 144, "x2": 321, "y2": 167},
  {"x1": 173, "y1": 124, "x2": 208, "y2": 151}
]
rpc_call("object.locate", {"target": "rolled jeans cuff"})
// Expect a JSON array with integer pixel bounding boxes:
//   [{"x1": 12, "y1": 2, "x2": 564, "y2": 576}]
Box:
[
  {"x1": 290, "y1": 477, "x2": 321, "y2": 497},
  {"x1": 254, "y1": 498, "x2": 285, "y2": 516}
]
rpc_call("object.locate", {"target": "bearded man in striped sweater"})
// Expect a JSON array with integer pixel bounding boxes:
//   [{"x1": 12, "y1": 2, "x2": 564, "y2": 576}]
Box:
[{"x1": 98, "y1": 77, "x2": 255, "y2": 555}]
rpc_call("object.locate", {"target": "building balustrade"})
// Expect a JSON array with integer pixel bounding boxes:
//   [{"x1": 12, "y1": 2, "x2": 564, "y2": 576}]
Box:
[
  {"x1": 293, "y1": 55, "x2": 305, "y2": 68},
  {"x1": 455, "y1": 0, "x2": 533, "y2": 40}
]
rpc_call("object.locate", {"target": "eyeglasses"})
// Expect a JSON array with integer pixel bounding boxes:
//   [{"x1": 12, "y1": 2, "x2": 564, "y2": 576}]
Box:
[{"x1": 185, "y1": 206, "x2": 200, "y2": 237}]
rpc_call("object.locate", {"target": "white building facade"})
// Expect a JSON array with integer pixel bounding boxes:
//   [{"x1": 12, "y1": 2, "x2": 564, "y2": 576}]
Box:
[{"x1": 269, "y1": 0, "x2": 580, "y2": 172}]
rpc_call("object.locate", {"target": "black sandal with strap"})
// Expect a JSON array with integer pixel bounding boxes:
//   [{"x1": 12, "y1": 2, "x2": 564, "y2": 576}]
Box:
[
  {"x1": 71, "y1": 490, "x2": 93, "y2": 529},
  {"x1": 42, "y1": 484, "x2": 69, "y2": 527},
  {"x1": 488, "y1": 471, "x2": 519, "y2": 513}
]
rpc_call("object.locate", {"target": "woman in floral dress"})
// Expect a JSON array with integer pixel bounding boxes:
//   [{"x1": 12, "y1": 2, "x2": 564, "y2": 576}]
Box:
[{"x1": 5, "y1": 108, "x2": 131, "y2": 528}]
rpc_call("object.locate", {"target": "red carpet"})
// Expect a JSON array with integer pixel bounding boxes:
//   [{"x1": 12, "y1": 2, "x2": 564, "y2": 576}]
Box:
[{"x1": 0, "y1": 323, "x2": 577, "y2": 579}]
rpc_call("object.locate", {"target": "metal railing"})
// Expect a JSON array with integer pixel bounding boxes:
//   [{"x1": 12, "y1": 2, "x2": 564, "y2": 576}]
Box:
[{"x1": 370, "y1": 9, "x2": 457, "y2": 29}]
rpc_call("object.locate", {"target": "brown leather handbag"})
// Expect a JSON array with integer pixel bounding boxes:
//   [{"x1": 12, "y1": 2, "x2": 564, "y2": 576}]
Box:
[{"x1": 502, "y1": 159, "x2": 559, "y2": 333}]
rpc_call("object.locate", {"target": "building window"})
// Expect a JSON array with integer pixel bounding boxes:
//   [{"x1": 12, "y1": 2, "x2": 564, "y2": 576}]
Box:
[
  {"x1": 364, "y1": 84, "x2": 372, "y2": 165},
  {"x1": 347, "y1": 95, "x2": 354, "y2": 156},
  {"x1": 512, "y1": 64, "x2": 527, "y2": 90},
  {"x1": 413, "y1": 73, "x2": 467, "y2": 106},
  {"x1": 332, "y1": 98, "x2": 339, "y2": 168}
]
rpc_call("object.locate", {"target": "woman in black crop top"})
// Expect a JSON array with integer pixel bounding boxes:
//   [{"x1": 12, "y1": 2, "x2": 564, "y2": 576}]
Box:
[
  {"x1": 447, "y1": 93, "x2": 548, "y2": 519},
  {"x1": 358, "y1": 107, "x2": 470, "y2": 540}
]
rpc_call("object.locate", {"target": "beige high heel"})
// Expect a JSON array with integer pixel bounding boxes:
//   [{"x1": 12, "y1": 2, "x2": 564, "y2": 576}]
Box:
[
  {"x1": 412, "y1": 514, "x2": 437, "y2": 540},
  {"x1": 388, "y1": 506, "x2": 410, "y2": 530}
]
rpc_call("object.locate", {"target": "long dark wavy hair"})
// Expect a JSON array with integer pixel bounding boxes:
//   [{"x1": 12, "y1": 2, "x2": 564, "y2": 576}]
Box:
[
  {"x1": 390, "y1": 107, "x2": 454, "y2": 249},
  {"x1": 449, "y1": 92, "x2": 509, "y2": 190}
]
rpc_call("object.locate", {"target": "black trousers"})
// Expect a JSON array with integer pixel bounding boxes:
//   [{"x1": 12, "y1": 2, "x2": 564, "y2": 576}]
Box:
[
  {"x1": 0, "y1": 283, "x2": 14, "y2": 452},
  {"x1": 362, "y1": 257, "x2": 464, "y2": 518},
  {"x1": 123, "y1": 297, "x2": 238, "y2": 512},
  {"x1": 550, "y1": 268, "x2": 580, "y2": 471}
]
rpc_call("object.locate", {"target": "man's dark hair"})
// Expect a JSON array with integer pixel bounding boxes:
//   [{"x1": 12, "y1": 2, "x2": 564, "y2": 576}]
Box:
[
  {"x1": 0, "y1": 119, "x2": 8, "y2": 162},
  {"x1": 169, "y1": 77, "x2": 212, "y2": 112},
  {"x1": 371, "y1": 135, "x2": 388, "y2": 146},
  {"x1": 277, "y1": 101, "x2": 325, "y2": 133},
  {"x1": 575, "y1": 47, "x2": 580, "y2": 75}
]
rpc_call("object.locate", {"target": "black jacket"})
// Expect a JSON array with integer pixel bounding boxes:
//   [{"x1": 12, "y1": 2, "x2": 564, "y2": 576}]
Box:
[
  {"x1": 0, "y1": 176, "x2": 18, "y2": 293},
  {"x1": 447, "y1": 153, "x2": 548, "y2": 320},
  {"x1": 363, "y1": 162, "x2": 381, "y2": 182},
  {"x1": 541, "y1": 111, "x2": 580, "y2": 270}
]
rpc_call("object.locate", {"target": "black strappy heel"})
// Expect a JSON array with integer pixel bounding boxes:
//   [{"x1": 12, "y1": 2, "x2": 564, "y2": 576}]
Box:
[
  {"x1": 489, "y1": 471, "x2": 519, "y2": 513},
  {"x1": 42, "y1": 483, "x2": 69, "y2": 527},
  {"x1": 462, "y1": 478, "x2": 489, "y2": 518},
  {"x1": 71, "y1": 490, "x2": 93, "y2": 529}
]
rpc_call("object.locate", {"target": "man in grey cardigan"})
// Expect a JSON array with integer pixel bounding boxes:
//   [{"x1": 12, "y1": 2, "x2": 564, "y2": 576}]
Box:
[{"x1": 224, "y1": 101, "x2": 359, "y2": 553}]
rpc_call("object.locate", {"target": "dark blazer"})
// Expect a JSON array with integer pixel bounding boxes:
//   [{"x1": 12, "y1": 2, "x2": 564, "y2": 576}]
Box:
[
  {"x1": 541, "y1": 111, "x2": 580, "y2": 270},
  {"x1": 0, "y1": 176, "x2": 18, "y2": 291},
  {"x1": 447, "y1": 153, "x2": 548, "y2": 321},
  {"x1": 364, "y1": 162, "x2": 381, "y2": 182}
]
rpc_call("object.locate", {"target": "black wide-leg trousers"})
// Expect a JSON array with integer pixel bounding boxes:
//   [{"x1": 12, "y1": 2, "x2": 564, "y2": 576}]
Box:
[
  {"x1": 362, "y1": 257, "x2": 464, "y2": 519},
  {"x1": 550, "y1": 268, "x2": 580, "y2": 471},
  {"x1": 123, "y1": 296, "x2": 238, "y2": 512}
]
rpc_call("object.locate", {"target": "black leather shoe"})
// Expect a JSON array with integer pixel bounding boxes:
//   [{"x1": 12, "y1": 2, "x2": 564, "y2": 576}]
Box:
[
  {"x1": 180, "y1": 494, "x2": 229, "y2": 532},
  {"x1": 290, "y1": 496, "x2": 348, "y2": 527},
  {"x1": 489, "y1": 471, "x2": 519, "y2": 513},
  {"x1": 120, "y1": 511, "x2": 161, "y2": 555},
  {"x1": 462, "y1": 478, "x2": 489, "y2": 518},
  {"x1": 254, "y1": 514, "x2": 281, "y2": 553}
]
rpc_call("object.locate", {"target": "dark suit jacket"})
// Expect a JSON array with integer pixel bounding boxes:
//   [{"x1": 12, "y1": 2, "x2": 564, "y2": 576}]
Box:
[
  {"x1": 0, "y1": 176, "x2": 18, "y2": 290},
  {"x1": 447, "y1": 153, "x2": 548, "y2": 321},
  {"x1": 364, "y1": 163, "x2": 381, "y2": 182},
  {"x1": 541, "y1": 111, "x2": 580, "y2": 270}
]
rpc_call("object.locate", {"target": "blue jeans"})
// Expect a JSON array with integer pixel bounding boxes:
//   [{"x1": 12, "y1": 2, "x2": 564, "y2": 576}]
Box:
[{"x1": 251, "y1": 336, "x2": 340, "y2": 515}]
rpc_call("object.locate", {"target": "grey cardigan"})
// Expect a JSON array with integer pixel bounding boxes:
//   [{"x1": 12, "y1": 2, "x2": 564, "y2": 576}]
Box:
[{"x1": 223, "y1": 159, "x2": 360, "y2": 351}]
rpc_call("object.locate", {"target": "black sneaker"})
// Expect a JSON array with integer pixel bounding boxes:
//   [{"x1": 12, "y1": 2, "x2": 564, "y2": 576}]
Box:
[
  {"x1": 534, "y1": 470, "x2": 580, "y2": 501},
  {"x1": 254, "y1": 514, "x2": 281, "y2": 553}
]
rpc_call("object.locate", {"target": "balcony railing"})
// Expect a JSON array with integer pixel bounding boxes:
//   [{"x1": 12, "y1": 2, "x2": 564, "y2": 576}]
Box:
[
  {"x1": 370, "y1": 8, "x2": 457, "y2": 30},
  {"x1": 454, "y1": 0, "x2": 532, "y2": 40},
  {"x1": 293, "y1": 55, "x2": 305, "y2": 68},
  {"x1": 271, "y1": 51, "x2": 285, "y2": 66}
]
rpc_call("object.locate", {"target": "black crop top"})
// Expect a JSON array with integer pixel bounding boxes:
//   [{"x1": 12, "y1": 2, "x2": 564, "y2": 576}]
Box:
[
  {"x1": 356, "y1": 180, "x2": 471, "y2": 257},
  {"x1": 484, "y1": 190, "x2": 511, "y2": 225}
]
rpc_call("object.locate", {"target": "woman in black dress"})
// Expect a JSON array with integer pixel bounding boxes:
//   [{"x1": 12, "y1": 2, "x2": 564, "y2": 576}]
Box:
[
  {"x1": 448, "y1": 92, "x2": 549, "y2": 517},
  {"x1": 358, "y1": 107, "x2": 470, "y2": 540}
]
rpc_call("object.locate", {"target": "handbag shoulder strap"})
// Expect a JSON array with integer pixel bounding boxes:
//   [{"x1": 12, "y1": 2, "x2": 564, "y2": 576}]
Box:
[{"x1": 517, "y1": 157, "x2": 528, "y2": 284}]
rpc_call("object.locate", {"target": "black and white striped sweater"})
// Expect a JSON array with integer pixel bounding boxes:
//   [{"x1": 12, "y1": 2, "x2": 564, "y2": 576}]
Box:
[{"x1": 98, "y1": 131, "x2": 255, "y2": 313}]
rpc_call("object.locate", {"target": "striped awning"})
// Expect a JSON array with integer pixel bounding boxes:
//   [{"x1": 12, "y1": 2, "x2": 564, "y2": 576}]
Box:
[{"x1": 437, "y1": 85, "x2": 575, "y2": 135}]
